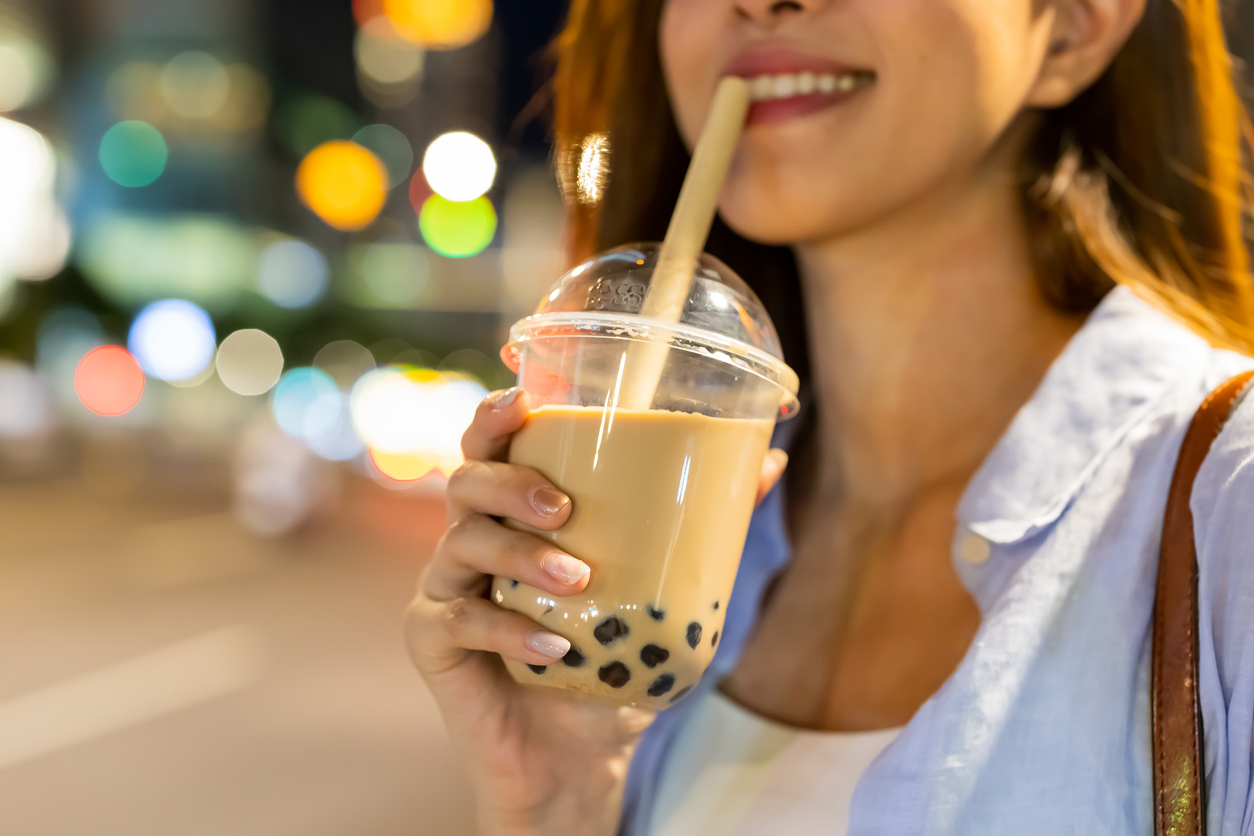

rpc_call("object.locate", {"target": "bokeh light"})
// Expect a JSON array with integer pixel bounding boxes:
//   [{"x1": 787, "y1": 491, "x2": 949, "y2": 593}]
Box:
[
  {"x1": 75, "y1": 346, "x2": 145, "y2": 416},
  {"x1": 99, "y1": 120, "x2": 168, "y2": 187},
  {"x1": 0, "y1": 359, "x2": 53, "y2": 438},
  {"x1": 296, "y1": 140, "x2": 388, "y2": 231},
  {"x1": 422, "y1": 131, "x2": 496, "y2": 201},
  {"x1": 160, "y1": 51, "x2": 230, "y2": 119},
  {"x1": 272, "y1": 367, "x2": 342, "y2": 441},
  {"x1": 352, "y1": 124, "x2": 412, "y2": 188},
  {"x1": 217, "y1": 329, "x2": 284, "y2": 396},
  {"x1": 313, "y1": 340, "x2": 375, "y2": 388},
  {"x1": 0, "y1": 34, "x2": 54, "y2": 112},
  {"x1": 0, "y1": 117, "x2": 60, "y2": 282},
  {"x1": 383, "y1": 0, "x2": 493, "y2": 50},
  {"x1": 419, "y1": 195, "x2": 496, "y2": 258},
  {"x1": 255, "y1": 239, "x2": 329, "y2": 308},
  {"x1": 358, "y1": 241, "x2": 430, "y2": 305},
  {"x1": 128, "y1": 299, "x2": 216, "y2": 382},
  {"x1": 276, "y1": 95, "x2": 360, "y2": 158},
  {"x1": 353, "y1": 0, "x2": 386, "y2": 26},
  {"x1": 350, "y1": 366, "x2": 486, "y2": 480},
  {"x1": 355, "y1": 17, "x2": 424, "y2": 87}
]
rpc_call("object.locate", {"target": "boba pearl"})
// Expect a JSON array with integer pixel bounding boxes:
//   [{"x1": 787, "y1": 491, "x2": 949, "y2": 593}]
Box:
[
  {"x1": 510, "y1": 579, "x2": 519, "y2": 588},
  {"x1": 670, "y1": 685, "x2": 693, "y2": 704},
  {"x1": 527, "y1": 664, "x2": 547, "y2": 674},
  {"x1": 562, "y1": 646, "x2": 586, "y2": 667},
  {"x1": 594, "y1": 616, "x2": 630, "y2": 645},
  {"x1": 599, "y1": 661, "x2": 631, "y2": 688},
  {"x1": 713, "y1": 600, "x2": 720, "y2": 610},
  {"x1": 711, "y1": 631, "x2": 719, "y2": 649},
  {"x1": 647, "y1": 605, "x2": 666, "y2": 621},
  {"x1": 640, "y1": 644, "x2": 670, "y2": 668},
  {"x1": 648, "y1": 674, "x2": 675, "y2": 697},
  {"x1": 686, "y1": 621, "x2": 703, "y2": 649}
]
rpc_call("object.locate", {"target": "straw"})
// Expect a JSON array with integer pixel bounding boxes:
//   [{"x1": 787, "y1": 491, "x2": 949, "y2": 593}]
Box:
[{"x1": 617, "y1": 76, "x2": 751, "y2": 411}]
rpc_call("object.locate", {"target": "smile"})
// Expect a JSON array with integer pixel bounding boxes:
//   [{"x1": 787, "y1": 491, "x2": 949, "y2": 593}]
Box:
[{"x1": 745, "y1": 71, "x2": 875, "y2": 102}]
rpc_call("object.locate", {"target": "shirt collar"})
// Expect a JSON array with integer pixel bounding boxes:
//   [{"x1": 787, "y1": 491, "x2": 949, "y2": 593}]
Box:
[{"x1": 956, "y1": 285, "x2": 1210, "y2": 544}]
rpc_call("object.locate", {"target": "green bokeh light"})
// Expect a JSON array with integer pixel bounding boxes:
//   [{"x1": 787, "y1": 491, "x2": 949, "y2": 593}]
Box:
[
  {"x1": 418, "y1": 195, "x2": 496, "y2": 258},
  {"x1": 99, "y1": 120, "x2": 168, "y2": 187},
  {"x1": 276, "y1": 95, "x2": 360, "y2": 158},
  {"x1": 352, "y1": 124, "x2": 412, "y2": 188}
]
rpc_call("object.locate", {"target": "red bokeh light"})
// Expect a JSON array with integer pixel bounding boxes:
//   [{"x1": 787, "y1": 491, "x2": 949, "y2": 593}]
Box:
[
  {"x1": 408, "y1": 169, "x2": 433, "y2": 214},
  {"x1": 353, "y1": 0, "x2": 385, "y2": 26},
  {"x1": 75, "y1": 346, "x2": 145, "y2": 416}
]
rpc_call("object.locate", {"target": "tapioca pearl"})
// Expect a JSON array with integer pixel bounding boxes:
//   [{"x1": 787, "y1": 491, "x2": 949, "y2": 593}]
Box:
[
  {"x1": 594, "y1": 616, "x2": 630, "y2": 645},
  {"x1": 640, "y1": 644, "x2": 670, "y2": 668},
  {"x1": 598, "y1": 661, "x2": 631, "y2": 688},
  {"x1": 713, "y1": 600, "x2": 719, "y2": 611},
  {"x1": 562, "y1": 646, "x2": 586, "y2": 668},
  {"x1": 647, "y1": 673, "x2": 675, "y2": 697},
  {"x1": 711, "y1": 631, "x2": 719, "y2": 649},
  {"x1": 647, "y1": 605, "x2": 665, "y2": 621},
  {"x1": 686, "y1": 622, "x2": 702, "y2": 649},
  {"x1": 526, "y1": 664, "x2": 547, "y2": 674},
  {"x1": 510, "y1": 579, "x2": 520, "y2": 588},
  {"x1": 669, "y1": 685, "x2": 693, "y2": 704}
]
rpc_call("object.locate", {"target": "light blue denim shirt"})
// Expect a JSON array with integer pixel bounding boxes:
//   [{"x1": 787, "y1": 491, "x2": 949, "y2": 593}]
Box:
[{"x1": 621, "y1": 286, "x2": 1254, "y2": 835}]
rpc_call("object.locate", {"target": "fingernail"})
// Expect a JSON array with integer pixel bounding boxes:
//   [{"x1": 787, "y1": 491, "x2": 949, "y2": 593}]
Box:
[
  {"x1": 528, "y1": 631, "x2": 571, "y2": 659},
  {"x1": 488, "y1": 387, "x2": 522, "y2": 410},
  {"x1": 530, "y1": 485, "x2": 570, "y2": 517},
  {"x1": 542, "y1": 552, "x2": 590, "y2": 585}
]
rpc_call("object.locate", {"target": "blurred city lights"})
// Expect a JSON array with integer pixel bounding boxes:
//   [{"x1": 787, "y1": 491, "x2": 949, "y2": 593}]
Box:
[
  {"x1": 350, "y1": 366, "x2": 486, "y2": 480},
  {"x1": 75, "y1": 346, "x2": 145, "y2": 416},
  {"x1": 352, "y1": 124, "x2": 412, "y2": 188},
  {"x1": 383, "y1": 0, "x2": 493, "y2": 50},
  {"x1": 313, "y1": 340, "x2": 375, "y2": 388},
  {"x1": 160, "y1": 51, "x2": 230, "y2": 119},
  {"x1": 128, "y1": 299, "x2": 216, "y2": 382},
  {"x1": 422, "y1": 131, "x2": 496, "y2": 201},
  {"x1": 276, "y1": 95, "x2": 360, "y2": 158},
  {"x1": 79, "y1": 214, "x2": 255, "y2": 309},
  {"x1": 216, "y1": 329, "x2": 284, "y2": 396},
  {"x1": 0, "y1": 33, "x2": 54, "y2": 112},
  {"x1": 355, "y1": 17, "x2": 424, "y2": 87},
  {"x1": 0, "y1": 360, "x2": 53, "y2": 439},
  {"x1": 99, "y1": 120, "x2": 168, "y2": 187},
  {"x1": 356, "y1": 241, "x2": 430, "y2": 306},
  {"x1": 272, "y1": 367, "x2": 342, "y2": 441},
  {"x1": 296, "y1": 140, "x2": 388, "y2": 231},
  {"x1": 255, "y1": 239, "x2": 328, "y2": 308},
  {"x1": 577, "y1": 132, "x2": 610, "y2": 204},
  {"x1": 0, "y1": 117, "x2": 61, "y2": 284},
  {"x1": 418, "y1": 195, "x2": 496, "y2": 258},
  {"x1": 306, "y1": 407, "x2": 365, "y2": 461}
]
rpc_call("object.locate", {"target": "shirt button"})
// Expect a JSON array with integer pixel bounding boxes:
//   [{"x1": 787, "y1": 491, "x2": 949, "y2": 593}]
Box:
[{"x1": 958, "y1": 530, "x2": 991, "y2": 564}]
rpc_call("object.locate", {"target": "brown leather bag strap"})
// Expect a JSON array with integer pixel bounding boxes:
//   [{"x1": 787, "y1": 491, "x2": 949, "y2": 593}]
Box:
[{"x1": 1153, "y1": 370, "x2": 1254, "y2": 836}]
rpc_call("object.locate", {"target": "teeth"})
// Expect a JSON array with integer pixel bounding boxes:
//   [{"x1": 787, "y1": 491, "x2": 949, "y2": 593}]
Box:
[{"x1": 746, "y1": 72, "x2": 869, "y2": 102}]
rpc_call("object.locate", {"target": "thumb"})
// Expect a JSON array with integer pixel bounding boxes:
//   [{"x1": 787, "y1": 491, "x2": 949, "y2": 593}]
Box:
[{"x1": 755, "y1": 449, "x2": 788, "y2": 507}]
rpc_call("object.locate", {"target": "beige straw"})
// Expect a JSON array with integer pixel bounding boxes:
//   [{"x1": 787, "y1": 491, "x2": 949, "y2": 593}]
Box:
[{"x1": 617, "y1": 76, "x2": 751, "y2": 411}]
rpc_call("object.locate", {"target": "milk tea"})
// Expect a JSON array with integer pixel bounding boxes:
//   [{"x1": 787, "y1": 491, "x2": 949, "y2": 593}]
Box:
[{"x1": 492, "y1": 404, "x2": 774, "y2": 709}]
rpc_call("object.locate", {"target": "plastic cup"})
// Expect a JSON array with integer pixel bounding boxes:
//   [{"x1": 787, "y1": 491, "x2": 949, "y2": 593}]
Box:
[{"x1": 493, "y1": 243, "x2": 799, "y2": 708}]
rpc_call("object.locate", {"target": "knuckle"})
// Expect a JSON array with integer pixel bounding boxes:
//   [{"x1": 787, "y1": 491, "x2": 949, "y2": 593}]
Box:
[{"x1": 444, "y1": 597, "x2": 475, "y2": 638}]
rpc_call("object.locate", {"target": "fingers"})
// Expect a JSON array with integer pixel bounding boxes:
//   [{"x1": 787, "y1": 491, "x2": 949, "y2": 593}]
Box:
[
  {"x1": 462, "y1": 387, "x2": 530, "y2": 462},
  {"x1": 408, "y1": 594, "x2": 574, "y2": 675},
  {"x1": 426, "y1": 514, "x2": 590, "y2": 602},
  {"x1": 755, "y1": 448, "x2": 788, "y2": 506},
  {"x1": 446, "y1": 459, "x2": 572, "y2": 529}
]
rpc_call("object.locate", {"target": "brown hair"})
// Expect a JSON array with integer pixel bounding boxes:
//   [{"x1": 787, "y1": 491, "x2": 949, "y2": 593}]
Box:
[{"x1": 550, "y1": 0, "x2": 1254, "y2": 373}]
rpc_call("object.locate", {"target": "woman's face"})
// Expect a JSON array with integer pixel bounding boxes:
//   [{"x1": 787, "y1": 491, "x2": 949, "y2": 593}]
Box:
[{"x1": 659, "y1": 0, "x2": 1109, "y2": 245}]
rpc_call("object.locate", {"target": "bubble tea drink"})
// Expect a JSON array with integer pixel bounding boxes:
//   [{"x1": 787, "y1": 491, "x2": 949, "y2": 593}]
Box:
[{"x1": 493, "y1": 243, "x2": 799, "y2": 709}]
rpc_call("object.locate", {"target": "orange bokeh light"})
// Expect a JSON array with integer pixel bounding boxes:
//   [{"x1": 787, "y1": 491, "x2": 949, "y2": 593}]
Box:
[
  {"x1": 352, "y1": 0, "x2": 385, "y2": 26},
  {"x1": 383, "y1": 0, "x2": 492, "y2": 49},
  {"x1": 75, "y1": 346, "x2": 145, "y2": 416},
  {"x1": 370, "y1": 448, "x2": 447, "y2": 482},
  {"x1": 295, "y1": 140, "x2": 388, "y2": 231}
]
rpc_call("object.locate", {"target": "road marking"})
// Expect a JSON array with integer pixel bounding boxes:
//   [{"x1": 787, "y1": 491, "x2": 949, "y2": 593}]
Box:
[{"x1": 0, "y1": 625, "x2": 266, "y2": 770}]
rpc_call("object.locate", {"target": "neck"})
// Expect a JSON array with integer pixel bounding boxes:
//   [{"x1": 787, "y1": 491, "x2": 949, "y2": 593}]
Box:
[{"x1": 793, "y1": 161, "x2": 1085, "y2": 511}]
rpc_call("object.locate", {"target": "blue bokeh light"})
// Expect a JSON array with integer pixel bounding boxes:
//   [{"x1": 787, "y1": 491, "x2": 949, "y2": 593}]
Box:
[{"x1": 127, "y1": 299, "x2": 216, "y2": 381}]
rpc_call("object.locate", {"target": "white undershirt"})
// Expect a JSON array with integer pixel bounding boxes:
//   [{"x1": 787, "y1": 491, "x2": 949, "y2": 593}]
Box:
[{"x1": 648, "y1": 687, "x2": 902, "y2": 836}]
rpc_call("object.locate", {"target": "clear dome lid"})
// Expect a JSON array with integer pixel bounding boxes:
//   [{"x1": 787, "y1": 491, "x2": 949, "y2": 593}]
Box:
[{"x1": 502, "y1": 243, "x2": 800, "y2": 416}]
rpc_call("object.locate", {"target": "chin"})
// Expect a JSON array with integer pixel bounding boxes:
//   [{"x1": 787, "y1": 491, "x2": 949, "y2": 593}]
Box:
[{"x1": 718, "y1": 198, "x2": 835, "y2": 248}]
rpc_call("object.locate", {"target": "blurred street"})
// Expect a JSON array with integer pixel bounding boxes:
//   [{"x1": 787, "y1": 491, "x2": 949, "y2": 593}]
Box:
[{"x1": 0, "y1": 476, "x2": 475, "y2": 836}]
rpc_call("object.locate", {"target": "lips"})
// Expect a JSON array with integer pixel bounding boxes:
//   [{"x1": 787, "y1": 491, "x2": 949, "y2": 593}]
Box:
[{"x1": 723, "y1": 46, "x2": 875, "y2": 126}]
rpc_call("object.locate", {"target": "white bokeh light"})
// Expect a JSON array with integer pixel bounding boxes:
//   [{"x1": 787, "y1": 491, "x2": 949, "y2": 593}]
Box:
[
  {"x1": 128, "y1": 299, "x2": 217, "y2": 382},
  {"x1": 217, "y1": 329, "x2": 284, "y2": 396},
  {"x1": 422, "y1": 131, "x2": 496, "y2": 202},
  {"x1": 256, "y1": 239, "x2": 329, "y2": 308}
]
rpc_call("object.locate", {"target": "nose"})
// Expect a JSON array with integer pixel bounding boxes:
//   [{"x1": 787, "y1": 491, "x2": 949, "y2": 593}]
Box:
[{"x1": 734, "y1": 0, "x2": 815, "y2": 26}]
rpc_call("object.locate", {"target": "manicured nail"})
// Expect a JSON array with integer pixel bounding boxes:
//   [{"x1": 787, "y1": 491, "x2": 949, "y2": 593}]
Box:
[
  {"x1": 542, "y1": 552, "x2": 590, "y2": 585},
  {"x1": 528, "y1": 631, "x2": 571, "y2": 659},
  {"x1": 488, "y1": 387, "x2": 522, "y2": 410},
  {"x1": 530, "y1": 485, "x2": 570, "y2": 517}
]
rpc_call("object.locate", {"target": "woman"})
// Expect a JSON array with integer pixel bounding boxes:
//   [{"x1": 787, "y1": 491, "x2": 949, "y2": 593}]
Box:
[{"x1": 406, "y1": 0, "x2": 1254, "y2": 833}]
